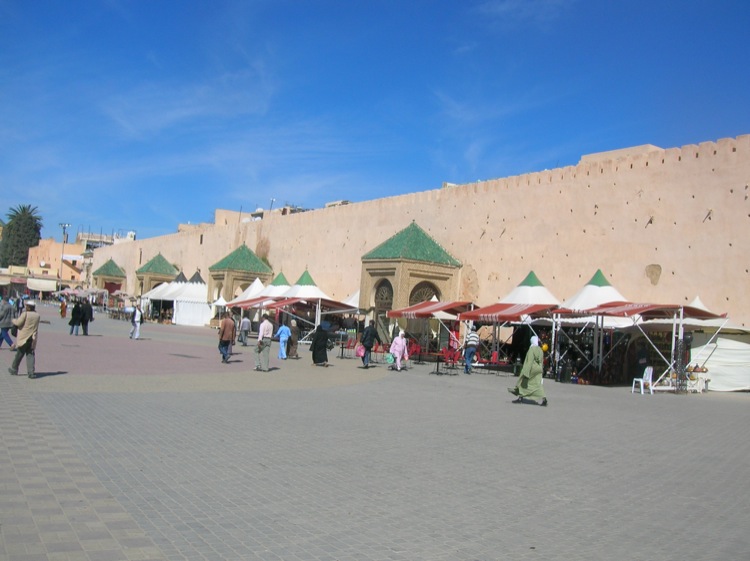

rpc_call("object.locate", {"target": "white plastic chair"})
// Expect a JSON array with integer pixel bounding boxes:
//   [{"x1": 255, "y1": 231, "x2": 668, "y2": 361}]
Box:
[{"x1": 632, "y1": 366, "x2": 653, "y2": 395}]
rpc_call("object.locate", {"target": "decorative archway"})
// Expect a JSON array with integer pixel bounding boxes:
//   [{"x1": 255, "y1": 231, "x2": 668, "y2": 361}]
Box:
[
  {"x1": 374, "y1": 279, "x2": 394, "y2": 315},
  {"x1": 409, "y1": 281, "x2": 440, "y2": 305}
]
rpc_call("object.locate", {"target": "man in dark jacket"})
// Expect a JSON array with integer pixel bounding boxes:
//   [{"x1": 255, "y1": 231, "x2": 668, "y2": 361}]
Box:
[
  {"x1": 81, "y1": 300, "x2": 94, "y2": 336},
  {"x1": 360, "y1": 320, "x2": 382, "y2": 369}
]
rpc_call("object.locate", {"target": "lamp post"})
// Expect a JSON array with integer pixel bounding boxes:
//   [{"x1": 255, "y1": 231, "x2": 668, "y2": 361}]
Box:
[{"x1": 59, "y1": 223, "x2": 70, "y2": 291}]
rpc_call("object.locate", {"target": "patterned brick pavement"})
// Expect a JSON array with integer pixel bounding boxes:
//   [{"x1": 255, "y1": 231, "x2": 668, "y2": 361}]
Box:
[{"x1": 1, "y1": 303, "x2": 748, "y2": 560}]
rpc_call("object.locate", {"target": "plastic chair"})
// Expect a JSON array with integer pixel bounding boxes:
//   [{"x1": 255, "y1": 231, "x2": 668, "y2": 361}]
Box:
[
  {"x1": 632, "y1": 366, "x2": 653, "y2": 395},
  {"x1": 344, "y1": 338, "x2": 356, "y2": 358}
]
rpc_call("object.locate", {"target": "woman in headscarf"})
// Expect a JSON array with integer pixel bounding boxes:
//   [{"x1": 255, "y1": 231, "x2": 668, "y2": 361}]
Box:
[
  {"x1": 310, "y1": 324, "x2": 329, "y2": 367},
  {"x1": 287, "y1": 319, "x2": 300, "y2": 359},
  {"x1": 389, "y1": 330, "x2": 409, "y2": 371},
  {"x1": 508, "y1": 335, "x2": 547, "y2": 406}
]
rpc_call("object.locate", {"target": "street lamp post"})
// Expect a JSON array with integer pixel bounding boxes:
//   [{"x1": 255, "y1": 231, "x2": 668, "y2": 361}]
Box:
[{"x1": 59, "y1": 223, "x2": 70, "y2": 291}]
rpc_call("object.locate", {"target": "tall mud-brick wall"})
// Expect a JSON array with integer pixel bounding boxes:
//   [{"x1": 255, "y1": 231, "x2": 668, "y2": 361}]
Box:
[{"x1": 93, "y1": 135, "x2": 750, "y2": 326}]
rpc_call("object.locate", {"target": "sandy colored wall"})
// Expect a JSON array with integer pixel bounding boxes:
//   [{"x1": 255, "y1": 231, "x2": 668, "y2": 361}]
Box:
[{"x1": 93, "y1": 135, "x2": 750, "y2": 326}]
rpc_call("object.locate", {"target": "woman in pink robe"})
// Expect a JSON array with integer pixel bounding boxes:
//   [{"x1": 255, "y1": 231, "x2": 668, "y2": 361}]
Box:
[{"x1": 389, "y1": 330, "x2": 409, "y2": 371}]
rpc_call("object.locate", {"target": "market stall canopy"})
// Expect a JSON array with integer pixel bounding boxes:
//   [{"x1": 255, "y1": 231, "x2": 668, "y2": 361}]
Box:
[
  {"x1": 233, "y1": 296, "x2": 276, "y2": 310},
  {"x1": 27, "y1": 278, "x2": 59, "y2": 292},
  {"x1": 585, "y1": 302, "x2": 726, "y2": 321},
  {"x1": 458, "y1": 302, "x2": 558, "y2": 322},
  {"x1": 387, "y1": 300, "x2": 473, "y2": 319}
]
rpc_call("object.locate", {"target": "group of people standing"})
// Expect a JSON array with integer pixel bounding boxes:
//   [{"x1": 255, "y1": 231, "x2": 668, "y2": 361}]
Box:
[
  {"x1": 64, "y1": 299, "x2": 95, "y2": 336},
  {"x1": 218, "y1": 312, "x2": 301, "y2": 370}
]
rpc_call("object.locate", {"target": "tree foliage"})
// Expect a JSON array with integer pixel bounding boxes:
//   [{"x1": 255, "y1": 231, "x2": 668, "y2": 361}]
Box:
[{"x1": 0, "y1": 204, "x2": 43, "y2": 267}]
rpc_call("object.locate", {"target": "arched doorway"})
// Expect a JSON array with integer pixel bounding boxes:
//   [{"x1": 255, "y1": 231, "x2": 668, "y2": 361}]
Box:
[
  {"x1": 374, "y1": 279, "x2": 393, "y2": 341},
  {"x1": 408, "y1": 281, "x2": 443, "y2": 352},
  {"x1": 409, "y1": 281, "x2": 440, "y2": 305}
]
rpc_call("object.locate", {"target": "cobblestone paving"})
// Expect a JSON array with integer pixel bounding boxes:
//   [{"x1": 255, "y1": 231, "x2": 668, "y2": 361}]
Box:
[{"x1": 1, "y1": 304, "x2": 748, "y2": 560}]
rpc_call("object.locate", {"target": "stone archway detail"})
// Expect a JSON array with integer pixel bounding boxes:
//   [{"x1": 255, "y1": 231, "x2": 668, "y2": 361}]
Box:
[
  {"x1": 409, "y1": 281, "x2": 440, "y2": 305},
  {"x1": 374, "y1": 279, "x2": 394, "y2": 314}
]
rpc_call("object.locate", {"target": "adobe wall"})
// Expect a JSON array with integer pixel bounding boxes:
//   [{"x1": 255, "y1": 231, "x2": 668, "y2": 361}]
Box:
[{"x1": 93, "y1": 135, "x2": 750, "y2": 326}]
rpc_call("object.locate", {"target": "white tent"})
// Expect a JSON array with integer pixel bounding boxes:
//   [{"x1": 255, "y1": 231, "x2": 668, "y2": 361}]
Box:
[
  {"x1": 562, "y1": 269, "x2": 629, "y2": 311},
  {"x1": 169, "y1": 282, "x2": 212, "y2": 326},
  {"x1": 500, "y1": 271, "x2": 561, "y2": 306},
  {"x1": 343, "y1": 290, "x2": 360, "y2": 309},
  {"x1": 142, "y1": 282, "x2": 173, "y2": 300},
  {"x1": 226, "y1": 278, "x2": 264, "y2": 306},
  {"x1": 142, "y1": 280, "x2": 212, "y2": 327},
  {"x1": 259, "y1": 272, "x2": 291, "y2": 298},
  {"x1": 268, "y1": 271, "x2": 354, "y2": 326},
  {"x1": 691, "y1": 337, "x2": 750, "y2": 391}
]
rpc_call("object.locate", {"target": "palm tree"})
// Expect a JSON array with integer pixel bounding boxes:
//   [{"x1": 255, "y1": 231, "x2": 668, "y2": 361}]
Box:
[{"x1": 0, "y1": 204, "x2": 43, "y2": 267}]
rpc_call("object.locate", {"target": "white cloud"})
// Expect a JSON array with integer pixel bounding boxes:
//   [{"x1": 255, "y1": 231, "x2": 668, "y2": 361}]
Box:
[
  {"x1": 476, "y1": 0, "x2": 574, "y2": 27},
  {"x1": 101, "y1": 62, "x2": 276, "y2": 138}
]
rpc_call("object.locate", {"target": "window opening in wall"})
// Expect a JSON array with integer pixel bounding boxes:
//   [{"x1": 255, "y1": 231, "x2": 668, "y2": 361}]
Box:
[
  {"x1": 200, "y1": 234, "x2": 203, "y2": 245},
  {"x1": 139, "y1": 249, "x2": 143, "y2": 264}
]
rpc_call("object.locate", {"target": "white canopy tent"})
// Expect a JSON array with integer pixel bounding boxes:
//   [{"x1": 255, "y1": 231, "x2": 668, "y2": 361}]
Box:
[
  {"x1": 226, "y1": 278, "x2": 264, "y2": 306},
  {"x1": 141, "y1": 280, "x2": 212, "y2": 327}
]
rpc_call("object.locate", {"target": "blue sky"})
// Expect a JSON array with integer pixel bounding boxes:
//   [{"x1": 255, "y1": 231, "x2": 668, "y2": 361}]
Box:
[{"x1": 2, "y1": 0, "x2": 749, "y2": 241}]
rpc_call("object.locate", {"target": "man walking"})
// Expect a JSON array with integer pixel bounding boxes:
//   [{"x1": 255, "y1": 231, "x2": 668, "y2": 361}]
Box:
[
  {"x1": 0, "y1": 295, "x2": 15, "y2": 348},
  {"x1": 129, "y1": 303, "x2": 144, "y2": 340},
  {"x1": 254, "y1": 313, "x2": 273, "y2": 371},
  {"x1": 8, "y1": 300, "x2": 40, "y2": 379},
  {"x1": 239, "y1": 314, "x2": 251, "y2": 346},
  {"x1": 360, "y1": 319, "x2": 382, "y2": 369},
  {"x1": 218, "y1": 311, "x2": 236, "y2": 363},
  {"x1": 463, "y1": 325, "x2": 480, "y2": 374},
  {"x1": 81, "y1": 300, "x2": 94, "y2": 336}
]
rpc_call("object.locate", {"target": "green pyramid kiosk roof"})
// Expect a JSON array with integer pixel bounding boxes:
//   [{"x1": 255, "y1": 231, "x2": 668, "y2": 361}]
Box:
[
  {"x1": 93, "y1": 258, "x2": 126, "y2": 278},
  {"x1": 136, "y1": 253, "x2": 179, "y2": 276},
  {"x1": 208, "y1": 244, "x2": 272, "y2": 273},
  {"x1": 362, "y1": 222, "x2": 461, "y2": 267}
]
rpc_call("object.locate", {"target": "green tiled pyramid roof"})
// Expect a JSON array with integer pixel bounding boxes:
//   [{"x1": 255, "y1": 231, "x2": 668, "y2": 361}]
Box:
[
  {"x1": 136, "y1": 253, "x2": 179, "y2": 276},
  {"x1": 362, "y1": 222, "x2": 461, "y2": 267},
  {"x1": 208, "y1": 244, "x2": 272, "y2": 273},
  {"x1": 93, "y1": 258, "x2": 126, "y2": 278}
]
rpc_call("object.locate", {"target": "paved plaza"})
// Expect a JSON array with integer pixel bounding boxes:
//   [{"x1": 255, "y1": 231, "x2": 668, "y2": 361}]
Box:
[{"x1": 1, "y1": 303, "x2": 748, "y2": 561}]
